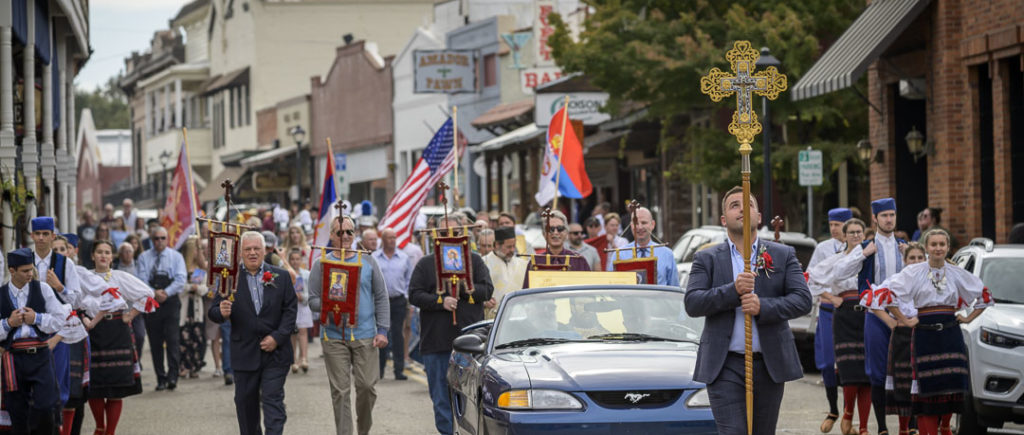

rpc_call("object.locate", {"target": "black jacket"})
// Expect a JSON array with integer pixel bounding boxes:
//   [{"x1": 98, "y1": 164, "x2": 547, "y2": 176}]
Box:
[
  {"x1": 208, "y1": 263, "x2": 297, "y2": 371},
  {"x1": 409, "y1": 253, "x2": 493, "y2": 355}
]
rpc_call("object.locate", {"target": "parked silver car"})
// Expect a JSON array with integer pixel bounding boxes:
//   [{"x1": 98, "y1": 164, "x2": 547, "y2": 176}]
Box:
[
  {"x1": 951, "y1": 238, "x2": 1024, "y2": 434},
  {"x1": 673, "y1": 225, "x2": 819, "y2": 370}
]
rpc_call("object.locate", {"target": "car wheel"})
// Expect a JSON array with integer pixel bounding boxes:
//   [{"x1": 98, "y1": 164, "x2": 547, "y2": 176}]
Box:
[{"x1": 955, "y1": 390, "x2": 988, "y2": 435}]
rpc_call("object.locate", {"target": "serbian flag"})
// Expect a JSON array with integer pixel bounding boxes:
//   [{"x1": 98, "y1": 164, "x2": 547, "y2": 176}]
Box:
[
  {"x1": 160, "y1": 139, "x2": 199, "y2": 249},
  {"x1": 535, "y1": 105, "x2": 592, "y2": 206},
  {"x1": 310, "y1": 146, "x2": 339, "y2": 268}
]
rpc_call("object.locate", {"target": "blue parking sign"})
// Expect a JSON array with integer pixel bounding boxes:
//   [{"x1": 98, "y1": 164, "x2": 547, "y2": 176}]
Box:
[{"x1": 335, "y1": 153, "x2": 347, "y2": 171}]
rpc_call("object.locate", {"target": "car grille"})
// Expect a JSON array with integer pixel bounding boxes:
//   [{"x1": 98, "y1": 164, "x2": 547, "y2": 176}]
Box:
[{"x1": 587, "y1": 390, "x2": 683, "y2": 408}]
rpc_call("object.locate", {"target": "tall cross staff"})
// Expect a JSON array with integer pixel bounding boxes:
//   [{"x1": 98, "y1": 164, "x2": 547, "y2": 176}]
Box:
[
  {"x1": 334, "y1": 200, "x2": 348, "y2": 256},
  {"x1": 700, "y1": 40, "x2": 787, "y2": 435},
  {"x1": 437, "y1": 181, "x2": 458, "y2": 324},
  {"x1": 771, "y1": 216, "x2": 785, "y2": 242}
]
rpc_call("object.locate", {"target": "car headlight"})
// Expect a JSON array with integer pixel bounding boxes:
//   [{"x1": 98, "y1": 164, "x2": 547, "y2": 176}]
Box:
[
  {"x1": 980, "y1": 328, "x2": 1024, "y2": 348},
  {"x1": 497, "y1": 389, "x2": 584, "y2": 410},
  {"x1": 686, "y1": 388, "x2": 710, "y2": 408}
]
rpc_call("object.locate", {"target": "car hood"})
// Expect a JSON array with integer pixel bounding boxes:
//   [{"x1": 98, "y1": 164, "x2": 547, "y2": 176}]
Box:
[
  {"x1": 497, "y1": 342, "x2": 703, "y2": 391},
  {"x1": 981, "y1": 304, "x2": 1024, "y2": 332}
]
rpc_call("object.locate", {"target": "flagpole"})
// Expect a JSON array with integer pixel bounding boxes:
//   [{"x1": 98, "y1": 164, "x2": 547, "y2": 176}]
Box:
[
  {"x1": 181, "y1": 127, "x2": 199, "y2": 237},
  {"x1": 551, "y1": 95, "x2": 570, "y2": 211},
  {"x1": 452, "y1": 106, "x2": 459, "y2": 208}
]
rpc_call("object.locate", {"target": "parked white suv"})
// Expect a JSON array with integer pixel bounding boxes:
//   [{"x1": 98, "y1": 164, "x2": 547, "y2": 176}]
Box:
[{"x1": 952, "y1": 239, "x2": 1024, "y2": 434}]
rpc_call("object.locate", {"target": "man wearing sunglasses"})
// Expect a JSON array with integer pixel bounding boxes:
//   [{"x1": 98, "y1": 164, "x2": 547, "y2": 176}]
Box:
[
  {"x1": 307, "y1": 216, "x2": 391, "y2": 435},
  {"x1": 135, "y1": 226, "x2": 187, "y2": 391},
  {"x1": 567, "y1": 223, "x2": 600, "y2": 270},
  {"x1": 523, "y1": 210, "x2": 591, "y2": 288}
]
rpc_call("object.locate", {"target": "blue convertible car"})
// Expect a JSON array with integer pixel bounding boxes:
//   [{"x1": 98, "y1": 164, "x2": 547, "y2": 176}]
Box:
[{"x1": 447, "y1": 285, "x2": 716, "y2": 434}]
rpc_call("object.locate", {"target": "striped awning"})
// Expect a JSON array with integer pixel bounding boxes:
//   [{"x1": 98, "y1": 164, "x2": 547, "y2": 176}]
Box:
[{"x1": 791, "y1": 0, "x2": 931, "y2": 101}]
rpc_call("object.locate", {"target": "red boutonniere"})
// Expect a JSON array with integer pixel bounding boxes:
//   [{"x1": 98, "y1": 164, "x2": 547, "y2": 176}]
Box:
[
  {"x1": 755, "y1": 245, "x2": 774, "y2": 277},
  {"x1": 262, "y1": 271, "x2": 278, "y2": 288}
]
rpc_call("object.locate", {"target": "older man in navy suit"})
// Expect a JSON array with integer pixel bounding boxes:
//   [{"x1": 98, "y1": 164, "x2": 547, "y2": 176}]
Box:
[
  {"x1": 209, "y1": 231, "x2": 297, "y2": 435},
  {"x1": 684, "y1": 187, "x2": 812, "y2": 435}
]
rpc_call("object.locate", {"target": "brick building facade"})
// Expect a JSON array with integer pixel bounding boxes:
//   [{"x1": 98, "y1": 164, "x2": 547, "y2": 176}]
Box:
[{"x1": 798, "y1": 0, "x2": 1024, "y2": 243}]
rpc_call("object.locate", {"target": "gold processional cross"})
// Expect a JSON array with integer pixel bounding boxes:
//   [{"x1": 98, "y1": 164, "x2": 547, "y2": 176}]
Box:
[{"x1": 699, "y1": 40, "x2": 787, "y2": 435}]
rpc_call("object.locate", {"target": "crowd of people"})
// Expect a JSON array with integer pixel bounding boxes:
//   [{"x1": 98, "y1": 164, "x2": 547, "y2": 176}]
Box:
[{"x1": 0, "y1": 190, "x2": 1013, "y2": 435}]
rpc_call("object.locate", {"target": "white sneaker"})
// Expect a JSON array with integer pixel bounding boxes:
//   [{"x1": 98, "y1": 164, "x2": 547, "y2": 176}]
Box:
[{"x1": 213, "y1": 369, "x2": 223, "y2": 377}]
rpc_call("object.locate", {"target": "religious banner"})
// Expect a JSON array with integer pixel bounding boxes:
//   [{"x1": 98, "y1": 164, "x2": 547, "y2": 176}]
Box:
[
  {"x1": 432, "y1": 234, "x2": 476, "y2": 305},
  {"x1": 207, "y1": 226, "x2": 241, "y2": 299},
  {"x1": 528, "y1": 253, "x2": 574, "y2": 272},
  {"x1": 318, "y1": 250, "x2": 363, "y2": 330},
  {"x1": 611, "y1": 255, "x2": 657, "y2": 285}
]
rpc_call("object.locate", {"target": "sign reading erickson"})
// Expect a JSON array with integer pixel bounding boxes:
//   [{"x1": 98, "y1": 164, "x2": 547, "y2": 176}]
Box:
[{"x1": 413, "y1": 50, "x2": 476, "y2": 94}]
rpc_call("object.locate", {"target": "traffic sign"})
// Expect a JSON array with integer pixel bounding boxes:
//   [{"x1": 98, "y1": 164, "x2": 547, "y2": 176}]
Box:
[{"x1": 798, "y1": 149, "x2": 823, "y2": 187}]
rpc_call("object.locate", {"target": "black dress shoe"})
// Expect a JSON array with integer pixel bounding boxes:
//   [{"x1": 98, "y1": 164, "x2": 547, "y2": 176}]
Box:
[
  {"x1": 394, "y1": 373, "x2": 408, "y2": 381},
  {"x1": 155, "y1": 382, "x2": 167, "y2": 391},
  {"x1": 224, "y1": 373, "x2": 234, "y2": 386},
  {"x1": 167, "y1": 381, "x2": 177, "y2": 391}
]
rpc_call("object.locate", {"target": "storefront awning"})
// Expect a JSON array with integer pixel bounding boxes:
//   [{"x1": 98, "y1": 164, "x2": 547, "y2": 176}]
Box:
[
  {"x1": 472, "y1": 123, "x2": 544, "y2": 153},
  {"x1": 198, "y1": 166, "x2": 247, "y2": 203},
  {"x1": 791, "y1": 0, "x2": 931, "y2": 101},
  {"x1": 239, "y1": 142, "x2": 308, "y2": 167},
  {"x1": 470, "y1": 99, "x2": 534, "y2": 129}
]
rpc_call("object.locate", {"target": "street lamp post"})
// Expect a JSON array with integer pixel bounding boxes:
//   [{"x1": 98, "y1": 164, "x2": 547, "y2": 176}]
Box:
[
  {"x1": 290, "y1": 126, "x2": 306, "y2": 204},
  {"x1": 159, "y1": 150, "x2": 173, "y2": 203},
  {"x1": 756, "y1": 47, "x2": 781, "y2": 221}
]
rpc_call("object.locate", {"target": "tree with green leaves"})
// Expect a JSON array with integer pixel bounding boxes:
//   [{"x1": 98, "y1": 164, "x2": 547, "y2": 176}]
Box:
[
  {"x1": 75, "y1": 74, "x2": 129, "y2": 130},
  {"x1": 549, "y1": 0, "x2": 870, "y2": 233}
]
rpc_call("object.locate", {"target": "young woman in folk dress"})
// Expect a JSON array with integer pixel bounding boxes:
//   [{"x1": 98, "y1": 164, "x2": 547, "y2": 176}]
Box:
[
  {"x1": 78, "y1": 240, "x2": 156, "y2": 435},
  {"x1": 809, "y1": 218, "x2": 872, "y2": 435},
  {"x1": 885, "y1": 229, "x2": 992, "y2": 435}
]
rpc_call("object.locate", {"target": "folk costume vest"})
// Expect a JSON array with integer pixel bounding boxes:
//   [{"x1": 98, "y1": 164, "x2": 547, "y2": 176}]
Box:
[{"x1": 0, "y1": 281, "x2": 51, "y2": 344}]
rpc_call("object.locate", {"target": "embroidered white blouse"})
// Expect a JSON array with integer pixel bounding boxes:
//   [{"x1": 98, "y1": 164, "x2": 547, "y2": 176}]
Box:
[
  {"x1": 882, "y1": 262, "x2": 992, "y2": 312},
  {"x1": 77, "y1": 266, "x2": 156, "y2": 317},
  {"x1": 807, "y1": 245, "x2": 862, "y2": 296}
]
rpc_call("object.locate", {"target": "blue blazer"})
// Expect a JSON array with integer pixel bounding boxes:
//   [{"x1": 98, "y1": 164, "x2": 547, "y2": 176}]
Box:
[
  {"x1": 856, "y1": 238, "x2": 906, "y2": 292},
  {"x1": 684, "y1": 240, "x2": 812, "y2": 384},
  {"x1": 209, "y1": 263, "x2": 297, "y2": 372}
]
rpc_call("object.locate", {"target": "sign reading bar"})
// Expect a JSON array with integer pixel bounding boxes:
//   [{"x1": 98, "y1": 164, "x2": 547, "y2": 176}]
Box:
[
  {"x1": 413, "y1": 50, "x2": 476, "y2": 94},
  {"x1": 534, "y1": 92, "x2": 611, "y2": 127},
  {"x1": 798, "y1": 149, "x2": 823, "y2": 186},
  {"x1": 520, "y1": 67, "x2": 563, "y2": 95}
]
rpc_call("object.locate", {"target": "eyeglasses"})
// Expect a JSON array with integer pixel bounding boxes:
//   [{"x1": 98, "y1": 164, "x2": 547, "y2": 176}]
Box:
[
  {"x1": 336, "y1": 229, "x2": 355, "y2": 237},
  {"x1": 153, "y1": 236, "x2": 167, "y2": 240},
  {"x1": 569, "y1": 231, "x2": 585, "y2": 236},
  {"x1": 547, "y1": 226, "x2": 567, "y2": 234}
]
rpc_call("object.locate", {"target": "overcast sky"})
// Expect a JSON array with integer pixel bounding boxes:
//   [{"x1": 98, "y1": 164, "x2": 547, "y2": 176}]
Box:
[{"x1": 76, "y1": 0, "x2": 190, "y2": 91}]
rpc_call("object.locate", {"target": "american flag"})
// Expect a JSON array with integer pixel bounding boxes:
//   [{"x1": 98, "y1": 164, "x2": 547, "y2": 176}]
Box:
[{"x1": 380, "y1": 117, "x2": 464, "y2": 248}]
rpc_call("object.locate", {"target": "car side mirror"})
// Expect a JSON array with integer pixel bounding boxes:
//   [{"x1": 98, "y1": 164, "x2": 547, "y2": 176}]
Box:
[{"x1": 453, "y1": 333, "x2": 486, "y2": 354}]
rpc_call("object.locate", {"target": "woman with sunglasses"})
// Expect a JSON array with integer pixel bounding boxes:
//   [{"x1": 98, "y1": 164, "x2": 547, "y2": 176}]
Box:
[
  {"x1": 76, "y1": 240, "x2": 157, "y2": 435},
  {"x1": 808, "y1": 218, "x2": 872, "y2": 435},
  {"x1": 883, "y1": 229, "x2": 991, "y2": 435}
]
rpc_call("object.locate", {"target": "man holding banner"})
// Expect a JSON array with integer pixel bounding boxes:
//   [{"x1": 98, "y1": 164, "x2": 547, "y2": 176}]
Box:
[{"x1": 605, "y1": 207, "x2": 679, "y2": 287}]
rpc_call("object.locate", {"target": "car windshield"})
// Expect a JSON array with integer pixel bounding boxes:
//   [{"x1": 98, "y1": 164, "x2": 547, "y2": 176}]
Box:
[
  {"x1": 980, "y1": 257, "x2": 1024, "y2": 304},
  {"x1": 492, "y1": 289, "x2": 703, "y2": 349}
]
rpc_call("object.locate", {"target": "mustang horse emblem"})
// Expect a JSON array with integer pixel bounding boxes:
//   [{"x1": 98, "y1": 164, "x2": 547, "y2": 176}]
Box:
[{"x1": 624, "y1": 393, "x2": 650, "y2": 404}]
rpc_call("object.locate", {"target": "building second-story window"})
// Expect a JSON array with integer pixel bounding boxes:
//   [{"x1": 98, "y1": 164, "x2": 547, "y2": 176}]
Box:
[
  {"x1": 483, "y1": 53, "x2": 497, "y2": 87},
  {"x1": 245, "y1": 86, "x2": 251, "y2": 126},
  {"x1": 229, "y1": 88, "x2": 235, "y2": 129}
]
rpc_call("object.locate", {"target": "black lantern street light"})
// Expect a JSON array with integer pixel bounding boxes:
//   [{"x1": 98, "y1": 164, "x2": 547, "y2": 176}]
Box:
[
  {"x1": 158, "y1": 150, "x2": 173, "y2": 202},
  {"x1": 756, "y1": 47, "x2": 781, "y2": 220},
  {"x1": 290, "y1": 125, "x2": 306, "y2": 203}
]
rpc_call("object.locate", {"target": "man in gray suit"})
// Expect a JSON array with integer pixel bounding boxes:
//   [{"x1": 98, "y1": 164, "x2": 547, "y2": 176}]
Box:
[{"x1": 684, "y1": 187, "x2": 812, "y2": 435}]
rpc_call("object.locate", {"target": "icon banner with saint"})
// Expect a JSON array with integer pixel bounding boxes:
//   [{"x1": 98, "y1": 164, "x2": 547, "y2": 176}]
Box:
[
  {"x1": 208, "y1": 230, "x2": 241, "y2": 298},
  {"x1": 319, "y1": 254, "x2": 362, "y2": 328}
]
